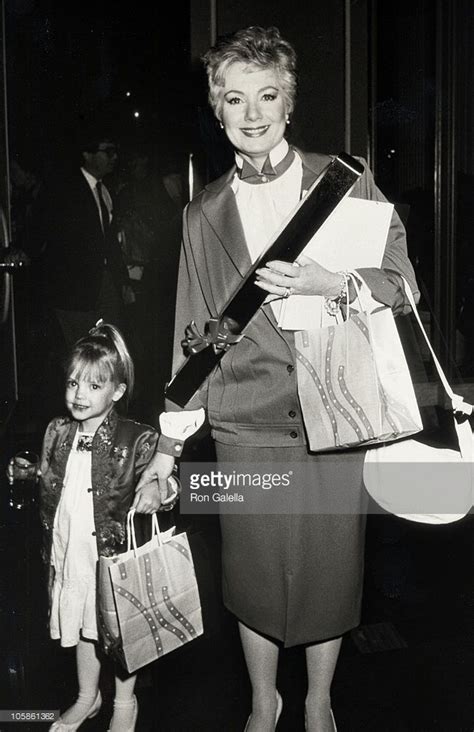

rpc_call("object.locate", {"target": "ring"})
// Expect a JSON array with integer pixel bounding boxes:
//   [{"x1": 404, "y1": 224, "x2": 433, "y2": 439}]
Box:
[{"x1": 283, "y1": 286, "x2": 294, "y2": 298}]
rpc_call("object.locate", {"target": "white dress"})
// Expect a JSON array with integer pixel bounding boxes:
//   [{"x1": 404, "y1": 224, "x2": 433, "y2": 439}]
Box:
[{"x1": 50, "y1": 431, "x2": 99, "y2": 647}]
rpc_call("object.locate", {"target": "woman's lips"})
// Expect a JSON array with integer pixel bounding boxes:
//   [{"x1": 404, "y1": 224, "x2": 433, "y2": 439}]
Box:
[{"x1": 240, "y1": 125, "x2": 270, "y2": 137}]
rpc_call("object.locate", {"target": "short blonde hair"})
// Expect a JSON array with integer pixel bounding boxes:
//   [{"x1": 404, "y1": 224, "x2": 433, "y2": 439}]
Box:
[{"x1": 202, "y1": 26, "x2": 298, "y2": 120}]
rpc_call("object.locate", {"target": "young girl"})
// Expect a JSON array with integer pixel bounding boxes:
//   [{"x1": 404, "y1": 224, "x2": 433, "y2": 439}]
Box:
[{"x1": 37, "y1": 322, "x2": 180, "y2": 732}]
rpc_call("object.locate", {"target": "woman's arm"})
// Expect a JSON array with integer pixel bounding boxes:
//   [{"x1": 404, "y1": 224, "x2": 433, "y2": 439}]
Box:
[
  {"x1": 350, "y1": 157, "x2": 419, "y2": 314},
  {"x1": 134, "y1": 411, "x2": 205, "y2": 500}
]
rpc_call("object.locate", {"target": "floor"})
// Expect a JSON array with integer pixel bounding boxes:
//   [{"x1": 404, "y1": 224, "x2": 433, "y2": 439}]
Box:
[{"x1": 1, "y1": 339, "x2": 473, "y2": 732}]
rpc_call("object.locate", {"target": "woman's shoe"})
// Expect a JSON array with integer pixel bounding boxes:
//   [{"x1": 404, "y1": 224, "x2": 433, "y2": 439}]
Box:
[
  {"x1": 108, "y1": 694, "x2": 138, "y2": 732},
  {"x1": 243, "y1": 692, "x2": 283, "y2": 731},
  {"x1": 49, "y1": 691, "x2": 102, "y2": 731}
]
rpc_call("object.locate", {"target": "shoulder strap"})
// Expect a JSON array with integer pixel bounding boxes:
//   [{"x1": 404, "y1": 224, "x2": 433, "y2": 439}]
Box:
[
  {"x1": 401, "y1": 277, "x2": 473, "y2": 460},
  {"x1": 401, "y1": 277, "x2": 472, "y2": 415}
]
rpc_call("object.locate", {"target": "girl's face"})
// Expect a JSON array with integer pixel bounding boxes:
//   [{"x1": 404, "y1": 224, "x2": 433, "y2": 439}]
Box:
[
  {"x1": 220, "y1": 62, "x2": 289, "y2": 170},
  {"x1": 65, "y1": 369, "x2": 125, "y2": 433}
]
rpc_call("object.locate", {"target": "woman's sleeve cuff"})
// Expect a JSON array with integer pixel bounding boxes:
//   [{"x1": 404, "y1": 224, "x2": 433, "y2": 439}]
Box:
[
  {"x1": 157, "y1": 434, "x2": 185, "y2": 457},
  {"x1": 157, "y1": 408, "x2": 206, "y2": 457}
]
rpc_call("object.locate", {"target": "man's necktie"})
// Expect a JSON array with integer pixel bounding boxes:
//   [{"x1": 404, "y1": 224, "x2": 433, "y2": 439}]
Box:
[{"x1": 96, "y1": 181, "x2": 110, "y2": 236}]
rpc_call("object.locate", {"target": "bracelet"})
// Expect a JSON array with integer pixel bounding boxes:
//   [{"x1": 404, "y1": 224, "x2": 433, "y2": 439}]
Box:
[{"x1": 324, "y1": 271, "x2": 348, "y2": 316}]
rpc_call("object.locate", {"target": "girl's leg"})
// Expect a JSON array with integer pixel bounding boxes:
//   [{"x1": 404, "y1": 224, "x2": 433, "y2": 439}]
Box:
[
  {"x1": 239, "y1": 621, "x2": 281, "y2": 732},
  {"x1": 53, "y1": 639, "x2": 102, "y2": 726},
  {"x1": 108, "y1": 672, "x2": 138, "y2": 732},
  {"x1": 304, "y1": 636, "x2": 342, "y2": 732}
]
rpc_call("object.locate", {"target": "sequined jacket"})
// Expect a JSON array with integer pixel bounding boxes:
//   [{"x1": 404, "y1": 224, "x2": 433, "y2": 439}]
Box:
[{"x1": 39, "y1": 410, "x2": 158, "y2": 562}]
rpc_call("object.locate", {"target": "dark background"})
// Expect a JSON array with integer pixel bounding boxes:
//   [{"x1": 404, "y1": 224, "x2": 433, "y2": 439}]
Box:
[
  {"x1": 1, "y1": 3, "x2": 473, "y2": 730},
  {"x1": 6, "y1": 0, "x2": 192, "y2": 178}
]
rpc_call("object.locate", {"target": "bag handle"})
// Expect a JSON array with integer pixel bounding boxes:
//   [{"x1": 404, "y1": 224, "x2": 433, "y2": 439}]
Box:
[
  {"x1": 401, "y1": 278, "x2": 472, "y2": 413},
  {"x1": 126, "y1": 509, "x2": 162, "y2": 555},
  {"x1": 401, "y1": 277, "x2": 473, "y2": 459}
]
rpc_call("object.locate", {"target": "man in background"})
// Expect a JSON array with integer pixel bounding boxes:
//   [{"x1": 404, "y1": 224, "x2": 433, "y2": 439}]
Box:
[{"x1": 33, "y1": 131, "x2": 131, "y2": 348}]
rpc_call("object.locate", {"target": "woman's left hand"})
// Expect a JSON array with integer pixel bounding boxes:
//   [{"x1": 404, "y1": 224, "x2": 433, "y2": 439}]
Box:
[
  {"x1": 132, "y1": 480, "x2": 166, "y2": 514},
  {"x1": 255, "y1": 255, "x2": 342, "y2": 298}
]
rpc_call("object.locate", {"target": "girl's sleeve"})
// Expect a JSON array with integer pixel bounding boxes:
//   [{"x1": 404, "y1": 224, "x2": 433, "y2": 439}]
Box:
[
  {"x1": 134, "y1": 428, "x2": 160, "y2": 481},
  {"x1": 38, "y1": 418, "x2": 60, "y2": 565},
  {"x1": 39, "y1": 418, "x2": 59, "y2": 474}
]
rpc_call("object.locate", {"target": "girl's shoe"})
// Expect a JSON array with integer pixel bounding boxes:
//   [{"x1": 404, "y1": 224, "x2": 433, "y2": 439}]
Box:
[
  {"x1": 49, "y1": 691, "x2": 102, "y2": 731},
  {"x1": 244, "y1": 692, "x2": 283, "y2": 731},
  {"x1": 108, "y1": 694, "x2": 138, "y2": 732}
]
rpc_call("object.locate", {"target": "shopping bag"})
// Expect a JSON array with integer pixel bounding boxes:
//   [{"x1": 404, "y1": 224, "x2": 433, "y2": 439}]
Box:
[
  {"x1": 364, "y1": 278, "x2": 474, "y2": 524},
  {"x1": 295, "y1": 275, "x2": 423, "y2": 451},
  {"x1": 98, "y1": 510, "x2": 203, "y2": 673}
]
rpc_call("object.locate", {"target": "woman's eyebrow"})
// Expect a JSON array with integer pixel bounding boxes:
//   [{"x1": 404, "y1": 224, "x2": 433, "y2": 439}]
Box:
[{"x1": 224, "y1": 85, "x2": 279, "y2": 96}]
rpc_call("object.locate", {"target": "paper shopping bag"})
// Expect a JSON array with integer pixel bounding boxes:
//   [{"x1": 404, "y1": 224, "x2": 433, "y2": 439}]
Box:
[
  {"x1": 295, "y1": 305, "x2": 423, "y2": 452},
  {"x1": 98, "y1": 512, "x2": 203, "y2": 673}
]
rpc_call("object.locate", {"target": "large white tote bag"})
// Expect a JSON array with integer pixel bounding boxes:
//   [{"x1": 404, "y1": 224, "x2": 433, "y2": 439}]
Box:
[{"x1": 363, "y1": 279, "x2": 473, "y2": 524}]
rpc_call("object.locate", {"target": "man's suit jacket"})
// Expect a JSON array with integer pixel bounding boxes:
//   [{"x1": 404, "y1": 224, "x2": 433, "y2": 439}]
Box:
[
  {"x1": 168, "y1": 150, "x2": 419, "y2": 448},
  {"x1": 35, "y1": 170, "x2": 128, "y2": 310}
]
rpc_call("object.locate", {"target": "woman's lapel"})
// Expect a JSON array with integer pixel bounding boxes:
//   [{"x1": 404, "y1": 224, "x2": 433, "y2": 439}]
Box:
[{"x1": 201, "y1": 168, "x2": 252, "y2": 278}]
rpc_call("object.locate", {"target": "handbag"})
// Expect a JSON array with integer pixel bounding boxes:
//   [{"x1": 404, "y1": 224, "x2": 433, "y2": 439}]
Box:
[
  {"x1": 98, "y1": 510, "x2": 203, "y2": 673},
  {"x1": 295, "y1": 274, "x2": 423, "y2": 452},
  {"x1": 364, "y1": 278, "x2": 474, "y2": 524}
]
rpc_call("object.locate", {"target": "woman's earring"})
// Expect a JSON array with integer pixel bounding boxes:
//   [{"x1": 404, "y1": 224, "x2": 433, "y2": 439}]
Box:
[
  {"x1": 219, "y1": 121, "x2": 224, "y2": 129},
  {"x1": 286, "y1": 115, "x2": 290, "y2": 125}
]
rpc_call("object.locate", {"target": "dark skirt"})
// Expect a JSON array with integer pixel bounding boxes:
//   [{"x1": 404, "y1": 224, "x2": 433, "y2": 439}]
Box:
[{"x1": 216, "y1": 443, "x2": 368, "y2": 647}]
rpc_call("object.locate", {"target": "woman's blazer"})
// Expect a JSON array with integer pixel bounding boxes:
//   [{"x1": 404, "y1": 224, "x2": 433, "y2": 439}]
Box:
[{"x1": 168, "y1": 150, "x2": 419, "y2": 447}]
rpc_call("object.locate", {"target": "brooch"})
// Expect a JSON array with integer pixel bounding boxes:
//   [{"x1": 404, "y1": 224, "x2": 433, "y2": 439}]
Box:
[{"x1": 77, "y1": 434, "x2": 94, "y2": 452}]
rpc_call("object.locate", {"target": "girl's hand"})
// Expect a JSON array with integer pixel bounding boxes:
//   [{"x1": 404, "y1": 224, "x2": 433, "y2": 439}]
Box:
[
  {"x1": 6, "y1": 457, "x2": 41, "y2": 485},
  {"x1": 255, "y1": 255, "x2": 343, "y2": 298},
  {"x1": 134, "y1": 452, "x2": 175, "y2": 512}
]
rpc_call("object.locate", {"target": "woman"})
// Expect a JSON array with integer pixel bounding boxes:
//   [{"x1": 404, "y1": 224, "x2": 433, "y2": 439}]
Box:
[{"x1": 138, "y1": 26, "x2": 418, "y2": 732}]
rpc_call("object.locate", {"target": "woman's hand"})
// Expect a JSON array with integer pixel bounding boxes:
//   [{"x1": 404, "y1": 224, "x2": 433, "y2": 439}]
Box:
[
  {"x1": 255, "y1": 255, "x2": 343, "y2": 298},
  {"x1": 133, "y1": 452, "x2": 175, "y2": 513},
  {"x1": 132, "y1": 480, "x2": 163, "y2": 513}
]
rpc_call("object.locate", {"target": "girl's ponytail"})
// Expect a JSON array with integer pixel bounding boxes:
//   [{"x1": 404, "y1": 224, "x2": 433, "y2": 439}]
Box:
[{"x1": 88, "y1": 320, "x2": 135, "y2": 398}]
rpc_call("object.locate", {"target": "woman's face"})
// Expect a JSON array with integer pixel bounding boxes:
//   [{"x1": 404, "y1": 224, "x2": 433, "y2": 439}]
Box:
[{"x1": 220, "y1": 63, "x2": 289, "y2": 169}]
